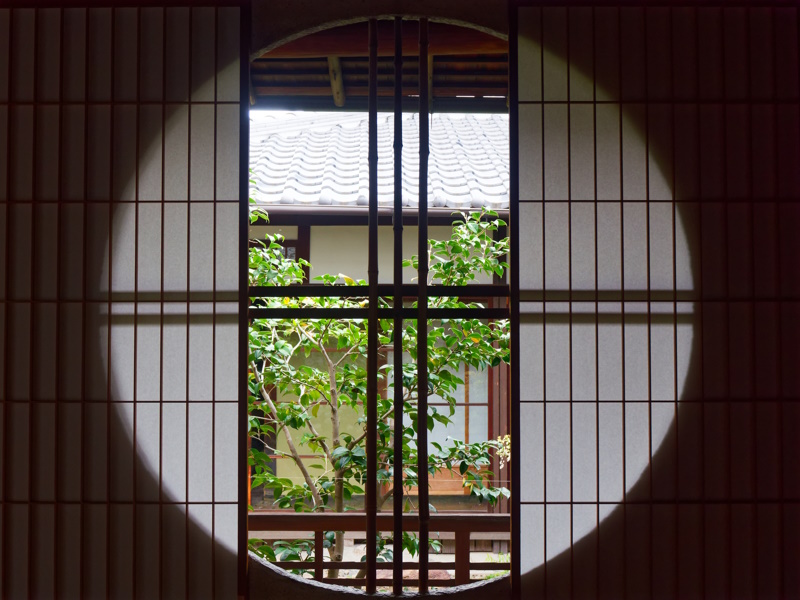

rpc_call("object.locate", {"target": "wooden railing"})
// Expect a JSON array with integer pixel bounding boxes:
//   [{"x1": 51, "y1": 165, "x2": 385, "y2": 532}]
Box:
[{"x1": 248, "y1": 511, "x2": 510, "y2": 588}]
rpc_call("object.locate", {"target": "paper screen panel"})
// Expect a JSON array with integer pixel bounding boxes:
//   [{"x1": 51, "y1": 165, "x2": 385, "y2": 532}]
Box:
[
  {"x1": 515, "y1": 5, "x2": 799, "y2": 599},
  {"x1": 0, "y1": 6, "x2": 241, "y2": 599}
]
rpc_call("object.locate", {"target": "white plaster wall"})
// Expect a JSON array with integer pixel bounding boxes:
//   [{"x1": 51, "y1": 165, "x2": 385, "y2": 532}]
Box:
[{"x1": 310, "y1": 225, "x2": 495, "y2": 284}]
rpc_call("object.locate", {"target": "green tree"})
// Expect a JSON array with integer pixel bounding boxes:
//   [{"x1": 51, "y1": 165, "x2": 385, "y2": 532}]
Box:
[{"x1": 247, "y1": 209, "x2": 510, "y2": 578}]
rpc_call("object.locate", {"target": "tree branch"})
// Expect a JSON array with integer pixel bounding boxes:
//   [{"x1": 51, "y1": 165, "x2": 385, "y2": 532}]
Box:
[
  {"x1": 251, "y1": 361, "x2": 326, "y2": 510},
  {"x1": 249, "y1": 438, "x2": 290, "y2": 459},
  {"x1": 333, "y1": 340, "x2": 366, "y2": 368},
  {"x1": 347, "y1": 405, "x2": 395, "y2": 450},
  {"x1": 278, "y1": 370, "x2": 332, "y2": 407},
  {"x1": 379, "y1": 487, "x2": 394, "y2": 510},
  {"x1": 295, "y1": 324, "x2": 339, "y2": 411},
  {"x1": 305, "y1": 419, "x2": 334, "y2": 465}
]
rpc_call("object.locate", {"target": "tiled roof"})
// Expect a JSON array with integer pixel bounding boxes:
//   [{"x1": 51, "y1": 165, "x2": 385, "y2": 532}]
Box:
[{"x1": 249, "y1": 112, "x2": 509, "y2": 210}]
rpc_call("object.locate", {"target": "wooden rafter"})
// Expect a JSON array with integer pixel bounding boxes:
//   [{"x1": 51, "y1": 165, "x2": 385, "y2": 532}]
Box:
[
  {"x1": 250, "y1": 22, "x2": 509, "y2": 111},
  {"x1": 327, "y1": 56, "x2": 346, "y2": 107}
]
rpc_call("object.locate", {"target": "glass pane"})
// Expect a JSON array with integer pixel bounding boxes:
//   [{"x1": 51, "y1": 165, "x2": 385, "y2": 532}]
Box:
[
  {"x1": 468, "y1": 406, "x2": 489, "y2": 443},
  {"x1": 467, "y1": 364, "x2": 489, "y2": 404},
  {"x1": 427, "y1": 406, "x2": 466, "y2": 447}
]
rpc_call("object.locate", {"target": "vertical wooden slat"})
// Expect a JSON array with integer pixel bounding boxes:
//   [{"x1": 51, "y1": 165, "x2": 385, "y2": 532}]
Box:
[
  {"x1": 132, "y1": 8, "x2": 141, "y2": 599},
  {"x1": 365, "y1": 16, "x2": 379, "y2": 597},
  {"x1": 106, "y1": 8, "x2": 116, "y2": 598},
  {"x1": 591, "y1": 7, "x2": 602, "y2": 600},
  {"x1": 80, "y1": 7, "x2": 90, "y2": 597},
  {"x1": 720, "y1": 8, "x2": 731, "y2": 595},
  {"x1": 540, "y1": 7, "x2": 548, "y2": 597},
  {"x1": 1, "y1": 4, "x2": 11, "y2": 589},
  {"x1": 643, "y1": 8, "x2": 654, "y2": 599},
  {"x1": 391, "y1": 15, "x2": 404, "y2": 597},
  {"x1": 27, "y1": 8, "x2": 38, "y2": 598},
  {"x1": 772, "y1": 9, "x2": 785, "y2": 598},
  {"x1": 566, "y1": 8, "x2": 575, "y2": 598},
  {"x1": 314, "y1": 530, "x2": 324, "y2": 582},
  {"x1": 616, "y1": 9, "x2": 628, "y2": 600},
  {"x1": 454, "y1": 530, "x2": 471, "y2": 586},
  {"x1": 53, "y1": 8, "x2": 64, "y2": 597},
  {"x1": 508, "y1": 3, "x2": 521, "y2": 597},
  {"x1": 692, "y1": 8, "x2": 703, "y2": 600},
  {"x1": 719, "y1": 7, "x2": 735, "y2": 598},
  {"x1": 211, "y1": 6, "x2": 218, "y2": 599},
  {"x1": 159, "y1": 9, "x2": 167, "y2": 598},
  {"x1": 744, "y1": 7, "x2": 758, "y2": 599},
  {"x1": 185, "y1": 8, "x2": 193, "y2": 599},
  {"x1": 670, "y1": 9, "x2": 681, "y2": 600},
  {"x1": 416, "y1": 17, "x2": 430, "y2": 596},
  {"x1": 238, "y1": 3, "x2": 251, "y2": 597}
]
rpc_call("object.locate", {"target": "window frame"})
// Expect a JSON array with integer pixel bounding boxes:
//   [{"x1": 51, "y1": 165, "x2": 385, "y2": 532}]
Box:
[{"x1": 242, "y1": 16, "x2": 516, "y2": 595}]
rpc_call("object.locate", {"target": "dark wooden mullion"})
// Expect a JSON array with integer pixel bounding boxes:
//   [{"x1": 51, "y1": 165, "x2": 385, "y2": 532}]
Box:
[
  {"x1": 392, "y1": 16, "x2": 404, "y2": 596},
  {"x1": 248, "y1": 307, "x2": 508, "y2": 320},
  {"x1": 248, "y1": 284, "x2": 510, "y2": 297},
  {"x1": 508, "y1": 2, "x2": 521, "y2": 597},
  {"x1": 365, "y1": 18, "x2": 379, "y2": 596},
  {"x1": 238, "y1": 2, "x2": 252, "y2": 597},
  {"x1": 254, "y1": 207, "x2": 511, "y2": 227},
  {"x1": 296, "y1": 224, "x2": 310, "y2": 281},
  {"x1": 417, "y1": 17, "x2": 430, "y2": 595}
]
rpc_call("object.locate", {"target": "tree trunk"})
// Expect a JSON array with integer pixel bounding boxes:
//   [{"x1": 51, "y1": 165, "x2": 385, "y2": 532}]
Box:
[{"x1": 326, "y1": 471, "x2": 346, "y2": 578}]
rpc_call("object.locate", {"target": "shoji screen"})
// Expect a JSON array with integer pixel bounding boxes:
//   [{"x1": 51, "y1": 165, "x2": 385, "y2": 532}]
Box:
[
  {"x1": 0, "y1": 6, "x2": 241, "y2": 599},
  {"x1": 513, "y1": 5, "x2": 799, "y2": 599}
]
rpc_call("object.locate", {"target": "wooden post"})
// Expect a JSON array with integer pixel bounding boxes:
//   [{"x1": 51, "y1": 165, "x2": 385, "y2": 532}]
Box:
[
  {"x1": 366, "y1": 19, "x2": 379, "y2": 594},
  {"x1": 314, "y1": 530, "x2": 324, "y2": 581},
  {"x1": 455, "y1": 530, "x2": 470, "y2": 585},
  {"x1": 247, "y1": 436, "x2": 252, "y2": 506}
]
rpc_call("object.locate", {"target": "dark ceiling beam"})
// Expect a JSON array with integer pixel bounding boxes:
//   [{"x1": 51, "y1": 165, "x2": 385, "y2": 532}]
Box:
[
  {"x1": 250, "y1": 95, "x2": 508, "y2": 114},
  {"x1": 251, "y1": 205, "x2": 510, "y2": 226},
  {"x1": 252, "y1": 86, "x2": 509, "y2": 97},
  {"x1": 250, "y1": 72, "x2": 509, "y2": 85},
  {"x1": 261, "y1": 21, "x2": 506, "y2": 58}
]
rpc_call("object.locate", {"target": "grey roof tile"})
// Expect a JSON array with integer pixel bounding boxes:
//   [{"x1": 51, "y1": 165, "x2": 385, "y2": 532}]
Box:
[{"x1": 250, "y1": 112, "x2": 509, "y2": 210}]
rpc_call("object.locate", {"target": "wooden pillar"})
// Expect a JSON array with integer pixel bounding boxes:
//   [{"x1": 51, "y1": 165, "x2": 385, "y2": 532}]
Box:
[{"x1": 454, "y1": 530, "x2": 471, "y2": 585}]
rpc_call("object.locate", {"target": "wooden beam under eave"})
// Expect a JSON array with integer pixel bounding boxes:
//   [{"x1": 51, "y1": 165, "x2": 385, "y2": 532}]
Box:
[
  {"x1": 327, "y1": 56, "x2": 346, "y2": 107},
  {"x1": 252, "y1": 86, "x2": 509, "y2": 97},
  {"x1": 263, "y1": 21, "x2": 506, "y2": 59}
]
